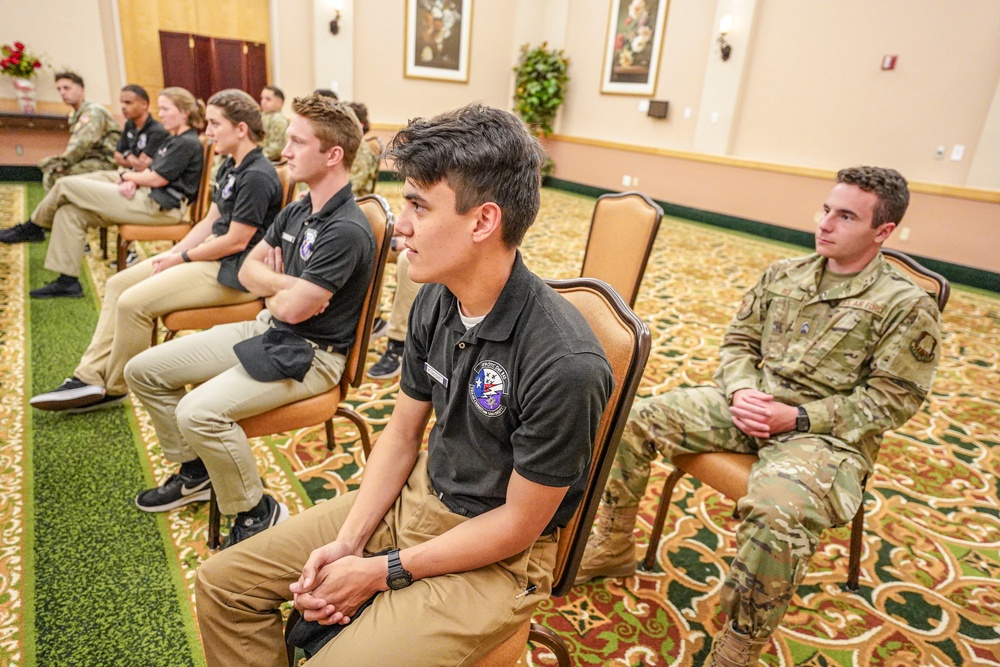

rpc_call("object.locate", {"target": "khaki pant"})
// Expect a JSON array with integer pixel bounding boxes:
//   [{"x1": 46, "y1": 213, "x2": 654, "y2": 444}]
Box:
[
  {"x1": 124, "y1": 310, "x2": 346, "y2": 515},
  {"x1": 387, "y1": 250, "x2": 421, "y2": 342},
  {"x1": 31, "y1": 171, "x2": 185, "y2": 277},
  {"x1": 195, "y1": 453, "x2": 558, "y2": 667},
  {"x1": 74, "y1": 256, "x2": 258, "y2": 395},
  {"x1": 41, "y1": 158, "x2": 117, "y2": 191}
]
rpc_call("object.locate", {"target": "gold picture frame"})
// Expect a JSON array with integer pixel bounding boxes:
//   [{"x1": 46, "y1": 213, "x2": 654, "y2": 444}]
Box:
[
  {"x1": 404, "y1": 0, "x2": 473, "y2": 83},
  {"x1": 600, "y1": 0, "x2": 670, "y2": 96}
]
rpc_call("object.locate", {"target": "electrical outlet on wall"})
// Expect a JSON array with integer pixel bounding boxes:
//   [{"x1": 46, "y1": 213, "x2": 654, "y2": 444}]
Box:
[
  {"x1": 622, "y1": 175, "x2": 632, "y2": 186},
  {"x1": 632, "y1": 176, "x2": 639, "y2": 187},
  {"x1": 934, "y1": 146, "x2": 945, "y2": 160},
  {"x1": 899, "y1": 228, "x2": 911, "y2": 241}
]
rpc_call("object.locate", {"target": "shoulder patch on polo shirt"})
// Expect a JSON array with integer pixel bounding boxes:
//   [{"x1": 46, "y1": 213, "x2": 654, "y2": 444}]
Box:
[
  {"x1": 470, "y1": 360, "x2": 508, "y2": 417},
  {"x1": 300, "y1": 227, "x2": 318, "y2": 259}
]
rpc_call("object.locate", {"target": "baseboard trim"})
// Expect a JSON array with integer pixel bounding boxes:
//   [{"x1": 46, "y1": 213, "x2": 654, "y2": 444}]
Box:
[{"x1": 543, "y1": 177, "x2": 999, "y2": 294}]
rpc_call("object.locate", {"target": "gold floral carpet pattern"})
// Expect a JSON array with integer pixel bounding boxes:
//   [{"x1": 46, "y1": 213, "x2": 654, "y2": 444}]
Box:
[{"x1": 2, "y1": 182, "x2": 999, "y2": 666}]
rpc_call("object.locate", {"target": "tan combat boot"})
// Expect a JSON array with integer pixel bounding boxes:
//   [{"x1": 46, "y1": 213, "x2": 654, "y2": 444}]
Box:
[
  {"x1": 709, "y1": 623, "x2": 770, "y2": 667},
  {"x1": 573, "y1": 504, "x2": 639, "y2": 585}
]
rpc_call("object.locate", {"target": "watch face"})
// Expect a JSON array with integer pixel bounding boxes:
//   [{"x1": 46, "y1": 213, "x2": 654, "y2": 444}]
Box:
[{"x1": 388, "y1": 574, "x2": 410, "y2": 590}]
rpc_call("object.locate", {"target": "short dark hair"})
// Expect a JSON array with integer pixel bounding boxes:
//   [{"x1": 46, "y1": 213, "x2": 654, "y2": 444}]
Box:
[
  {"x1": 54, "y1": 70, "x2": 84, "y2": 87},
  {"x1": 121, "y1": 84, "x2": 149, "y2": 103},
  {"x1": 291, "y1": 94, "x2": 361, "y2": 168},
  {"x1": 837, "y1": 166, "x2": 910, "y2": 228},
  {"x1": 386, "y1": 104, "x2": 545, "y2": 248},
  {"x1": 313, "y1": 88, "x2": 339, "y2": 101},
  {"x1": 263, "y1": 84, "x2": 284, "y2": 101},
  {"x1": 346, "y1": 102, "x2": 370, "y2": 134}
]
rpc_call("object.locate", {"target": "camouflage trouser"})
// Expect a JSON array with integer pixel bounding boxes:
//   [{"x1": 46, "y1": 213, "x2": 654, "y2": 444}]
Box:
[
  {"x1": 40, "y1": 157, "x2": 117, "y2": 191},
  {"x1": 605, "y1": 386, "x2": 869, "y2": 638}
]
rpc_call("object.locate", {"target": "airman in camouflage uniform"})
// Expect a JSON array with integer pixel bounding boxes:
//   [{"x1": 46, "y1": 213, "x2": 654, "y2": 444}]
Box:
[
  {"x1": 260, "y1": 110, "x2": 289, "y2": 162},
  {"x1": 39, "y1": 98, "x2": 120, "y2": 190},
  {"x1": 349, "y1": 138, "x2": 379, "y2": 196},
  {"x1": 578, "y1": 166, "x2": 942, "y2": 666}
]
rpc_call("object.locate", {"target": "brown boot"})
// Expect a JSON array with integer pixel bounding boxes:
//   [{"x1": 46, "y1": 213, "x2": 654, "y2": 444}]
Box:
[
  {"x1": 709, "y1": 623, "x2": 769, "y2": 667},
  {"x1": 573, "y1": 504, "x2": 639, "y2": 585}
]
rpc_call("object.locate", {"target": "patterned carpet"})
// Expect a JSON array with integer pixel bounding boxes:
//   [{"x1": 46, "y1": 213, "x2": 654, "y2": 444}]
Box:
[{"x1": 1, "y1": 181, "x2": 999, "y2": 666}]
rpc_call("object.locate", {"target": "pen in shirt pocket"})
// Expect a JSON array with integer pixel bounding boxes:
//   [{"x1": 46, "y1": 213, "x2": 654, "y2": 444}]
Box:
[{"x1": 515, "y1": 584, "x2": 537, "y2": 599}]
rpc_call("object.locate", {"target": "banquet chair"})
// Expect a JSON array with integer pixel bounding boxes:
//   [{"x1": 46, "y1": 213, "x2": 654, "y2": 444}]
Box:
[
  {"x1": 641, "y1": 248, "x2": 950, "y2": 591},
  {"x1": 206, "y1": 193, "x2": 394, "y2": 548},
  {"x1": 283, "y1": 277, "x2": 651, "y2": 666},
  {"x1": 580, "y1": 191, "x2": 663, "y2": 308}
]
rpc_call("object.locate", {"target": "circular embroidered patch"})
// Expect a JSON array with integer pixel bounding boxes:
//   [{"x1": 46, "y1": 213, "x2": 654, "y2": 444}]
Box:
[{"x1": 470, "y1": 360, "x2": 509, "y2": 417}]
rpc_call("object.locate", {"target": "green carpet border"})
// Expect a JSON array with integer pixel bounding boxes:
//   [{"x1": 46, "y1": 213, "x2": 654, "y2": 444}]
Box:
[
  {"x1": 124, "y1": 402, "x2": 208, "y2": 667},
  {"x1": 543, "y1": 176, "x2": 1000, "y2": 294},
  {"x1": 20, "y1": 210, "x2": 39, "y2": 667}
]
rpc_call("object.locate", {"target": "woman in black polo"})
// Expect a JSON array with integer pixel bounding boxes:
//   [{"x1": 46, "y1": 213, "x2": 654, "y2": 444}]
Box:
[{"x1": 31, "y1": 89, "x2": 284, "y2": 414}]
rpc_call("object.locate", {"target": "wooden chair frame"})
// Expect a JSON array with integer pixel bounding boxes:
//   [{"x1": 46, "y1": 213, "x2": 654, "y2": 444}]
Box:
[{"x1": 642, "y1": 248, "x2": 950, "y2": 591}]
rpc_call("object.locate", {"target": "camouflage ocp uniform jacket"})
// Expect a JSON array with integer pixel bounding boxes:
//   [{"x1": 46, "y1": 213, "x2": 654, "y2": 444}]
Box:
[
  {"x1": 260, "y1": 111, "x2": 289, "y2": 162},
  {"x1": 39, "y1": 99, "x2": 120, "y2": 173},
  {"x1": 715, "y1": 252, "x2": 942, "y2": 467}
]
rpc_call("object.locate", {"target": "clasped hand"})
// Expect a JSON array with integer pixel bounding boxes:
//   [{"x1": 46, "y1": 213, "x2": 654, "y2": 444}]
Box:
[
  {"x1": 289, "y1": 541, "x2": 385, "y2": 626},
  {"x1": 729, "y1": 388, "x2": 798, "y2": 439}
]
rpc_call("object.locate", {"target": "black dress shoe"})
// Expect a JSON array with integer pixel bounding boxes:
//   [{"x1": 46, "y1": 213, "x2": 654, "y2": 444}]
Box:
[
  {"x1": 0, "y1": 222, "x2": 46, "y2": 244},
  {"x1": 30, "y1": 279, "x2": 84, "y2": 299}
]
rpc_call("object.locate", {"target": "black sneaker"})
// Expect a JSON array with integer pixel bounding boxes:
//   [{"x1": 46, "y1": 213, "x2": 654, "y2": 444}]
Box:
[
  {"x1": 65, "y1": 393, "x2": 128, "y2": 414},
  {"x1": 30, "y1": 377, "x2": 105, "y2": 411},
  {"x1": 30, "y1": 279, "x2": 83, "y2": 299},
  {"x1": 0, "y1": 221, "x2": 45, "y2": 244},
  {"x1": 367, "y1": 340, "x2": 403, "y2": 379},
  {"x1": 371, "y1": 316, "x2": 389, "y2": 339},
  {"x1": 135, "y1": 470, "x2": 212, "y2": 512},
  {"x1": 109, "y1": 249, "x2": 139, "y2": 270},
  {"x1": 222, "y1": 495, "x2": 289, "y2": 548}
]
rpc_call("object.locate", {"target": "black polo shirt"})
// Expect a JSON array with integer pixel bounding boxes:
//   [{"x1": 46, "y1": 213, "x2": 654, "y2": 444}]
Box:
[
  {"x1": 149, "y1": 128, "x2": 203, "y2": 209},
  {"x1": 116, "y1": 116, "x2": 169, "y2": 161},
  {"x1": 401, "y1": 253, "x2": 614, "y2": 534},
  {"x1": 262, "y1": 184, "x2": 374, "y2": 351},
  {"x1": 212, "y1": 148, "x2": 282, "y2": 291}
]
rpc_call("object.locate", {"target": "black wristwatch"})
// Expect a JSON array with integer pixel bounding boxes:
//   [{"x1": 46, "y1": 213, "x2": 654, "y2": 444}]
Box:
[
  {"x1": 795, "y1": 407, "x2": 810, "y2": 433},
  {"x1": 385, "y1": 549, "x2": 413, "y2": 590}
]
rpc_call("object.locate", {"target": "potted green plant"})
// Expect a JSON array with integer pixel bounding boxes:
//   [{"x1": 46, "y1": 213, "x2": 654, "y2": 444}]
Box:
[
  {"x1": 513, "y1": 42, "x2": 569, "y2": 137},
  {"x1": 2, "y1": 41, "x2": 46, "y2": 113}
]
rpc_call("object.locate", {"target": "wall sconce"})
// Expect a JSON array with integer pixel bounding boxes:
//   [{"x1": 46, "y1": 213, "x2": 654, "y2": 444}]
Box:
[
  {"x1": 717, "y1": 14, "x2": 733, "y2": 61},
  {"x1": 329, "y1": 0, "x2": 343, "y2": 35}
]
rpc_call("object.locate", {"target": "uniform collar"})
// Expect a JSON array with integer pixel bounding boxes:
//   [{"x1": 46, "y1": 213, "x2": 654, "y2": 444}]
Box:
[
  {"x1": 233, "y1": 146, "x2": 265, "y2": 174},
  {"x1": 804, "y1": 252, "x2": 888, "y2": 303},
  {"x1": 69, "y1": 101, "x2": 88, "y2": 124},
  {"x1": 449, "y1": 252, "x2": 530, "y2": 343},
  {"x1": 302, "y1": 182, "x2": 355, "y2": 224},
  {"x1": 134, "y1": 115, "x2": 156, "y2": 134}
]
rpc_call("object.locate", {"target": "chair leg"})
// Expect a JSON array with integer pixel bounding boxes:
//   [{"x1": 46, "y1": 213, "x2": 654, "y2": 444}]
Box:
[
  {"x1": 284, "y1": 608, "x2": 302, "y2": 667},
  {"x1": 528, "y1": 623, "x2": 570, "y2": 667},
  {"x1": 335, "y1": 405, "x2": 372, "y2": 458},
  {"x1": 208, "y1": 486, "x2": 222, "y2": 549},
  {"x1": 846, "y1": 501, "x2": 865, "y2": 591},
  {"x1": 116, "y1": 234, "x2": 129, "y2": 273},
  {"x1": 99, "y1": 227, "x2": 108, "y2": 259},
  {"x1": 642, "y1": 466, "x2": 687, "y2": 571}
]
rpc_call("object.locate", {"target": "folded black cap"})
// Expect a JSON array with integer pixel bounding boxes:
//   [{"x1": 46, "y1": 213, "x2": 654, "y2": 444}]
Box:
[{"x1": 233, "y1": 327, "x2": 315, "y2": 383}]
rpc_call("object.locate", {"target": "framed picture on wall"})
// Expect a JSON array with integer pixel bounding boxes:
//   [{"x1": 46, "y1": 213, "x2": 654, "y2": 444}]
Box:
[
  {"x1": 404, "y1": 0, "x2": 473, "y2": 83},
  {"x1": 600, "y1": 0, "x2": 670, "y2": 95}
]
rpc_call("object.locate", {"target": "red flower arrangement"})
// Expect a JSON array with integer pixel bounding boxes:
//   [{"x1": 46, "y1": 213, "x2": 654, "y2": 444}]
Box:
[{"x1": 1, "y1": 41, "x2": 46, "y2": 79}]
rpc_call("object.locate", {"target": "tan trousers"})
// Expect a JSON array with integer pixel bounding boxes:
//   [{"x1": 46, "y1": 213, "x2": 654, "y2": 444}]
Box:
[
  {"x1": 124, "y1": 310, "x2": 346, "y2": 514},
  {"x1": 195, "y1": 453, "x2": 558, "y2": 667},
  {"x1": 387, "y1": 250, "x2": 421, "y2": 342},
  {"x1": 74, "y1": 256, "x2": 258, "y2": 395},
  {"x1": 31, "y1": 171, "x2": 185, "y2": 277}
]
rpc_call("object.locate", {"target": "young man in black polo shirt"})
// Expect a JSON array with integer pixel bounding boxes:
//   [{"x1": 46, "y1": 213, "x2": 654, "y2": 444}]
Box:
[
  {"x1": 115, "y1": 85, "x2": 170, "y2": 172},
  {"x1": 194, "y1": 104, "x2": 614, "y2": 666},
  {"x1": 124, "y1": 95, "x2": 373, "y2": 547}
]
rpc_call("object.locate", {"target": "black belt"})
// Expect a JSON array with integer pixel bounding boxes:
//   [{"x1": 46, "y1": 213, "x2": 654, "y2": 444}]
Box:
[
  {"x1": 430, "y1": 481, "x2": 474, "y2": 517},
  {"x1": 305, "y1": 338, "x2": 347, "y2": 355}
]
